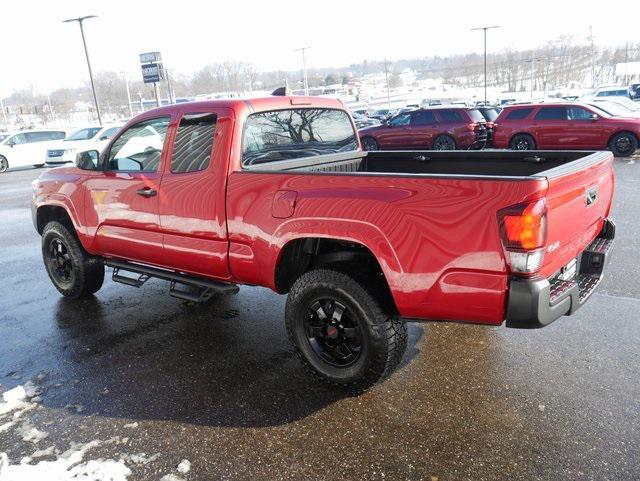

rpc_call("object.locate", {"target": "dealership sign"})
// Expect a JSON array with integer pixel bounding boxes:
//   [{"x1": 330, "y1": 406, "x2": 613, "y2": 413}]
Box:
[
  {"x1": 141, "y1": 63, "x2": 164, "y2": 84},
  {"x1": 139, "y1": 51, "x2": 162, "y2": 64}
]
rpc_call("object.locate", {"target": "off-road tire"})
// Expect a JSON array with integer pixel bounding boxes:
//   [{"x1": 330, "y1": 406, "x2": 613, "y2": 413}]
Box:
[
  {"x1": 285, "y1": 269, "x2": 407, "y2": 393},
  {"x1": 42, "y1": 221, "x2": 104, "y2": 298}
]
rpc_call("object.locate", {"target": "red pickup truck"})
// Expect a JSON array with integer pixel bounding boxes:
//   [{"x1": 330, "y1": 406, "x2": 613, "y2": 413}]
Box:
[{"x1": 32, "y1": 96, "x2": 615, "y2": 392}]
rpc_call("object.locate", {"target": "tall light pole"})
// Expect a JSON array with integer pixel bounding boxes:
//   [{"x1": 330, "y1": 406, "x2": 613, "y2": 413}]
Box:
[
  {"x1": 120, "y1": 71, "x2": 133, "y2": 118},
  {"x1": 63, "y1": 15, "x2": 102, "y2": 125},
  {"x1": 294, "y1": 46, "x2": 311, "y2": 95},
  {"x1": 472, "y1": 25, "x2": 500, "y2": 104}
]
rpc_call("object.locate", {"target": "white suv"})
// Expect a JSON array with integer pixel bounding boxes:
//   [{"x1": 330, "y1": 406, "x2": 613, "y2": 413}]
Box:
[
  {"x1": 45, "y1": 125, "x2": 122, "y2": 165},
  {"x1": 0, "y1": 130, "x2": 67, "y2": 173}
]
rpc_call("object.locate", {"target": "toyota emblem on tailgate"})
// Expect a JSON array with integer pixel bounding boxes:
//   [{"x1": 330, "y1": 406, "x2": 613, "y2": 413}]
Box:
[{"x1": 586, "y1": 187, "x2": 598, "y2": 206}]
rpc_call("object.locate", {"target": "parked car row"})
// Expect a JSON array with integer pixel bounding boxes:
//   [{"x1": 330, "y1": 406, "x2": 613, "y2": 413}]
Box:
[
  {"x1": 0, "y1": 124, "x2": 122, "y2": 173},
  {"x1": 354, "y1": 100, "x2": 640, "y2": 157}
]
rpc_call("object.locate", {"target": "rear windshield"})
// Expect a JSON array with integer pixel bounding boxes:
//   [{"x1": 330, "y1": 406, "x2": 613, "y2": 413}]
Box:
[
  {"x1": 467, "y1": 109, "x2": 486, "y2": 123},
  {"x1": 480, "y1": 108, "x2": 498, "y2": 121},
  {"x1": 242, "y1": 108, "x2": 357, "y2": 166}
]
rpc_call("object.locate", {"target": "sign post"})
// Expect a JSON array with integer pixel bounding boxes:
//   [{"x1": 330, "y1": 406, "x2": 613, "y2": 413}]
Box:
[{"x1": 139, "y1": 52, "x2": 164, "y2": 108}]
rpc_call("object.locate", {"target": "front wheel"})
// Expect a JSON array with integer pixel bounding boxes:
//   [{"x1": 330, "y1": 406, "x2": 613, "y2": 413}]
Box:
[
  {"x1": 42, "y1": 221, "x2": 104, "y2": 298},
  {"x1": 609, "y1": 132, "x2": 638, "y2": 157},
  {"x1": 0, "y1": 156, "x2": 8, "y2": 173},
  {"x1": 360, "y1": 136, "x2": 379, "y2": 151},
  {"x1": 285, "y1": 269, "x2": 407, "y2": 393}
]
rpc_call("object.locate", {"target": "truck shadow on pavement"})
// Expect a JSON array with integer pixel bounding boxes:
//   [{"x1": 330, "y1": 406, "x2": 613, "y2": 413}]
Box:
[{"x1": 42, "y1": 286, "x2": 424, "y2": 429}]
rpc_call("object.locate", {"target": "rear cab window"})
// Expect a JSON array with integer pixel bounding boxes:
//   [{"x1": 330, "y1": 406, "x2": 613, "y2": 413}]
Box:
[
  {"x1": 171, "y1": 113, "x2": 217, "y2": 173},
  {"x1": 242, "y1": 108, "x2": 357, "y2": 167}
]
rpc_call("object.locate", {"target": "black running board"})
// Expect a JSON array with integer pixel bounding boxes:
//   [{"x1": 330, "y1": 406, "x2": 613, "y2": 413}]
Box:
[{"x1": 105, "y1": 259, "x2": 239, "y2": 302}]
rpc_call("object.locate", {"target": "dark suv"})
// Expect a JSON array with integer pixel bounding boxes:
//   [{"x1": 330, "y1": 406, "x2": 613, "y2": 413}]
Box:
[{"x1": 358, "y1": 107, "x2": 488, "y2": 150}]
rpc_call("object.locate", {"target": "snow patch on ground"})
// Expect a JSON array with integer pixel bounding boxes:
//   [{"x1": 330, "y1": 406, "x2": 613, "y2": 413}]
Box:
[
  {"x1": 160, "y1": 475, "x2": 185, "y2": 481},
  {"x1": 0, "y1": 386, "x2": 34, "y2": 418},
  {"x1": 17, "y1": 422, "x2": 48, "y2": 444},
  {"x1": 177, "y1": 459, "x2": 191, "y2": 474},
  {"x1": 123, "y1": 422, "x2": 138, "y2": 429},
  {"x1": 0, "y1": 439, "x2": 131, "y2": 481}
]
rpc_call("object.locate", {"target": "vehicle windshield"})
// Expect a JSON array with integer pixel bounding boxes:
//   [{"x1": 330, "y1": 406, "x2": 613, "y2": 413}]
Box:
[
  {"x1": 66, "y1": 127, "x2": 102, "y2": 141},
  {"x1": 242, "y1": 108, "x2": 358, "y2": 166},
  {"x1": 592, "y1": 102, "x2": 632, "y2": 116},
  {"x1": 587, "y1": 104, "x2": 613, "y2": 118},
  {"x1": 467, "y1": 109, "x2": 486, "y2": 123}
]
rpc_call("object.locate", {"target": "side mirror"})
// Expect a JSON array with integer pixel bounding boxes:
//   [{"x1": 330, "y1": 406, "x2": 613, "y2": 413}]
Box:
[
  {"x1": 7, "y1": 140, "x2": 15, "y2": 147},
  {"x1": 99, "y1": 135, "x2": 108, "y2": 141},
  {"x1": 76, "y1": 150, "x2": 100, "y2": 170}
]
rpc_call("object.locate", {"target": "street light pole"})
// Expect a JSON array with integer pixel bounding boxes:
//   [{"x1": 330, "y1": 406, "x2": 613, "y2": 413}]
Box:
[
  {"x1": 472, "y1": 26, "x2": 500, "y2": 104},
  {"x1": 294, "y1": 46, "x2": 311, "y2": 95},
  {"x1": 121, "y1": 71, "x2": 133, "y2": 118},
  {"x1": 63, "y1": 15, "x2": 102, "y2": 125}
]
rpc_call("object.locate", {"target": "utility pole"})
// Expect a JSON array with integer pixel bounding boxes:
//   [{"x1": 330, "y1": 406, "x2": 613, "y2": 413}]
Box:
[
  {"x1": 63, "y1": 15, "x2": 102, "y2": 125},
  {"x1": 294, "y1": 46, "x2": 311, "y2": 95},
  {"x1": 383, "y1": 58, "x2": 391, "y2": 109},
  {"x1": 588, "y1": 26, "x2": 596, "y2": 88},
  {"x1": 121, "y1": 71, "x2": 133, "y2": 118},
  {"x1": 525, "y1": 57, "x2": 545, "y2": 99},
  {"x1": 472, "y1": 25, "x2": 500, "y2": 104},
  {"x1": 165, "y1": 67, "x2": 174, "y2": 104},
  {"x1": 624, "y1": 41, "x2": 629, "y2": 85}
]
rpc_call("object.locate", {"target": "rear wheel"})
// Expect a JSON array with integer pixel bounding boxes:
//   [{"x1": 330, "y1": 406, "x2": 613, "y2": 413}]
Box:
[
  {"x1": 360, "y1": 136, "x2": 379, "y2": 151},
  {"x1": 509, "y1": 134, "x2": 536, "y2": 150},
  {"x1": 285, "y1": 269, "x2": 407, "y2": 393},
  {"x1": 609, "y1": 132, "x2": 638, "y2": 157},
  {"x1": 42, "y1": 221, "x2": 104, "y2": 298},
  {"x1": 0, "y1": 156, "x2": 8, "y2": 173},
  {"x1": 433, "y1": 135, "x2": 456, "y2": 150}
]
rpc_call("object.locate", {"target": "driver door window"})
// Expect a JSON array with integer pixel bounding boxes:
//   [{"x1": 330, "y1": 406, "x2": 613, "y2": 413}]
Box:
[{"x1": 107, "y1": 117, "x2": 170, "y2": 172}]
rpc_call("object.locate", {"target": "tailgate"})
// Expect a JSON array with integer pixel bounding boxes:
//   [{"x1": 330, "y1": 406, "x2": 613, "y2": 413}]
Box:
[{"x1": 540, "y1": 152, "x2": 614, "y2": 278}]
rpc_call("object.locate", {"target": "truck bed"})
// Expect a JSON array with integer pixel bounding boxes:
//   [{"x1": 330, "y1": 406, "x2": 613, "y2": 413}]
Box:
[{"x1": 245, "y1": 149, "x2": 605, "y2": 179}]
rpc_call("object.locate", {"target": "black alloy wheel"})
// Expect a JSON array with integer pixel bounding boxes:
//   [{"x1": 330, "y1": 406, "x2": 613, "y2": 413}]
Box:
[
  {"x1": 46, "y1": 237, "x2": 74, "y2": 288},
  {"x1": 305, "y1": 298, "x2": 363, "y2": 367}
]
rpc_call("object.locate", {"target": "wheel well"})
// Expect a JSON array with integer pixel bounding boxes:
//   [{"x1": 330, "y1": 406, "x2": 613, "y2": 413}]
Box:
[
  {"x1": 275, "y1": 238, "x2": 397, "y2": 313},
  {"x1": 36, "y1": 205, "x2": 74, "y2": 234},
  {"x1": 607, "y1": 130, "x2": 639, "y2": 146},
  {"x1": 509, "y1": 132, "x2": 536, "y2": 147}
]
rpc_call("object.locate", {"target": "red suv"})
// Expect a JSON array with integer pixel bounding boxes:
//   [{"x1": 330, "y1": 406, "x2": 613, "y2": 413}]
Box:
[
  {"x1": 493, "y1": 102, "x2": 640, "y2": 157},
  {"x1": 358, "y1": 107, "x2": 488, "y2": 150}
]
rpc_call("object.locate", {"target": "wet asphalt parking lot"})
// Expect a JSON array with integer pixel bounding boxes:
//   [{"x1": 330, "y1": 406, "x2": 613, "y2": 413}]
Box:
[{"x1": 0, "y1": 158, "x2": 639, "y2": 481}]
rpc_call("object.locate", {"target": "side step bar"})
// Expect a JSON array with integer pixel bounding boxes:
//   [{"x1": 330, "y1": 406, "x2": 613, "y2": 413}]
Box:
[{"x1": 105, "y1": 259, "x2": 239, "y2": 302}]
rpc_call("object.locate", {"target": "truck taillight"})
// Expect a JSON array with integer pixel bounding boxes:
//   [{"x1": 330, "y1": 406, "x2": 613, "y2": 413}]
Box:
[{"x1": 498, "y1": 199, "x2": 547, "y2": 275}]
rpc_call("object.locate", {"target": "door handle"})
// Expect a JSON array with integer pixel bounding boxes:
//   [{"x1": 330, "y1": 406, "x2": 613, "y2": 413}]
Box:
[{"x1": 136, "y1": 187, "x2": 157, "y2": 198}]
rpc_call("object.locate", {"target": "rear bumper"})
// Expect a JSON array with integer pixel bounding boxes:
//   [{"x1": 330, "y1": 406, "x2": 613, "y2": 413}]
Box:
[{"x1": 505, "y1": 219, "x2": 615, "y2": 329}]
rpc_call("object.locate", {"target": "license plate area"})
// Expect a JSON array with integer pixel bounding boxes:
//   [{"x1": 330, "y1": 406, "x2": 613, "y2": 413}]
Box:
[{"x1": 557, "y1": 258, "x2": 577, "y2": 281}]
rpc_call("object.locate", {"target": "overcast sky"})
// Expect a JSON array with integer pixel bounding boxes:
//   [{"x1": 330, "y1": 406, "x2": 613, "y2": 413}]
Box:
[{"x1": 2, "y1": 0, "x2": 637, "y2": 94}]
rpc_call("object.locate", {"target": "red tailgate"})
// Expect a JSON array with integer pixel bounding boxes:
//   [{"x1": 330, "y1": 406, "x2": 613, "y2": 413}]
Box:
[{"x1": 540, "y1": 152, "x2": 614, "y2": 278}]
